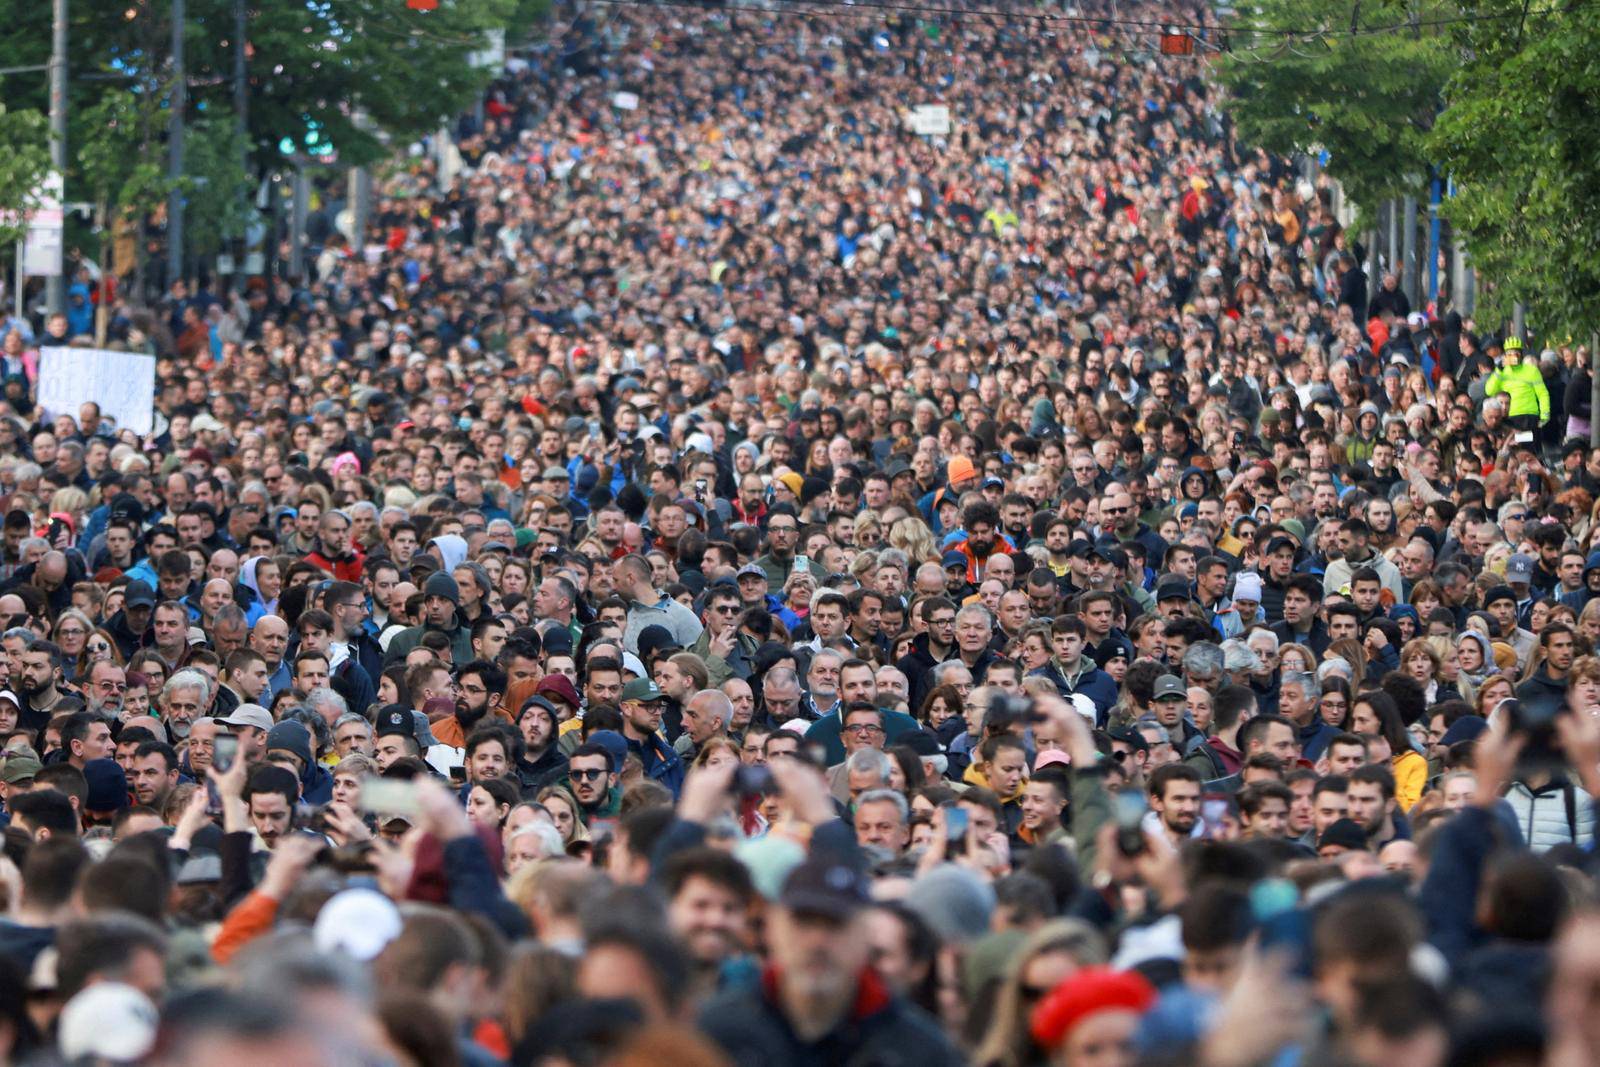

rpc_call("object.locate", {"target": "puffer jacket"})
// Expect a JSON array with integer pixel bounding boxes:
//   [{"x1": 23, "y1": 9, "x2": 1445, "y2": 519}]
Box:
[{"x1": 1502, "y1": 777, "x2": 1595, "y2": 853}]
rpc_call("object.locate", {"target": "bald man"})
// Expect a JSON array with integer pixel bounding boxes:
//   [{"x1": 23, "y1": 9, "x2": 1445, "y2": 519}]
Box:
[
  {"x1": 2, "y1": 549, "x2": 75, "y2": 616},
  {"x1": 251, "y1": 615, "x2": 293, "y2": 699}
]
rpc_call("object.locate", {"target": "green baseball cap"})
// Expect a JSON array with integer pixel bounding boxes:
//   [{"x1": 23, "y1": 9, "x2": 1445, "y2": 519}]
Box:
[
  {"x1": 619, "y1": 678, "x2": 664, "y2": 703},
  {"x1": 1, "y1": 753, "x2": 42, "y2": 785}
]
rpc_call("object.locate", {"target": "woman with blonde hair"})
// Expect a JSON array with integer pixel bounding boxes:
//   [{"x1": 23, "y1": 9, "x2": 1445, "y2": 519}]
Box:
[
  {"x1": 887, "y1": 515, "x2": 938, "y2": 565},
  {"x1": 973, "y1": 919, "x2": 1109, "y2": 1067},
  {"x1": 1427, "y1": 634, "x2": 1473, "y2": 707}
]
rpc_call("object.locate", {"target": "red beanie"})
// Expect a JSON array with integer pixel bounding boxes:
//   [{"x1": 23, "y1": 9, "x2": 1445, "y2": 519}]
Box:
[{"x1": 1029, "y1": 967, "x2": 1157, "y2": 1049}]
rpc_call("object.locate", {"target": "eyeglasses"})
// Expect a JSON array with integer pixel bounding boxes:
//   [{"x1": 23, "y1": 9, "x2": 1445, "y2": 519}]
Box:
[
  {"x1": 769, "y1": 524, "x2": 797, "y2": 533},
  {"x1": 844, "y1": 724, "x2": 885, "y2": 736},
  {"x1": 569, "y1": 768, "x2": 607, "y2": 781},
  {"x1": 56, "y1": 627, "x2": 85, "y2": 638}
]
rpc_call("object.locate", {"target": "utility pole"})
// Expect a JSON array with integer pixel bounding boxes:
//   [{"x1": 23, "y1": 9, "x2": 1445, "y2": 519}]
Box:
[
  {"x1": 167, "y1": 0, "x2": 185, "y2": 290},
  {"x1": 1401, "y1": 195, "x2": 1417, "y2": 306},
  {"x1": 1590, "y1": 332, "x2": 1599, "y2": 448},
  {"x1": 47, "y1": 0, "x2": 67, "y2": 315}
]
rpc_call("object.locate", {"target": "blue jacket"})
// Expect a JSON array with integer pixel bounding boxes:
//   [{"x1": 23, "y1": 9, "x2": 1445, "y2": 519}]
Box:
[
  {"x1": 628, "y1": 731, "x2": 685, "y2": 798},
  {"x1": 1029, "y1": 660, "x2": 1119, "y2": 723}
]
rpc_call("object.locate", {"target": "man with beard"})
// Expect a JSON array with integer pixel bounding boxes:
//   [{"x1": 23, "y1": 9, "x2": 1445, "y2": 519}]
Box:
[
  {"x1": 664, "y1": 846, "x2": 757, "y2": 1000},
  {"x1": 946, "y1": 501, "x2": 1013, "y2": 583},
  {"x1": 16, "y1": 639, "x2": 83, "y2": 732},
  {"x1": 1347, "y1": 764, "x2": 1407, "y2": 850},
  {"x1": 82, "y1": 659, "x2": 128, "y2": 721},
  {"x1": 512, "y1": 694, "x2": 565, "y2": 792},
  {"x1": 565, "y1": 742, "x2": 622, "y2": 824},
  {"x1": 128, "y1": 741, "x2": 181, "y2": 810},
  {"x1": 1148, "y1": 763, "x2": 1203, "y2": 848},
  {"x1": 699, "y1": 853, "x2": 962, "y2": 1065},
  {"x1": 158, "y1": 669, "x2": 212, "y2": 744},
  {"x1": 103, "y1": 578, "x2": 157, "y2": 660},
  {"x1": 619, "y1": 677, "x2": 685, "y2": 797},
  {"x1": 431, "y1": 659, "x2": 506, "y2": 748}
]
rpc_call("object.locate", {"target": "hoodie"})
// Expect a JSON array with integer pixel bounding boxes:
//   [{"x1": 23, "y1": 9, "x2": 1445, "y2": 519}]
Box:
[{"x1": 428, "y1": 534, "x2": 469, "y2": 572}]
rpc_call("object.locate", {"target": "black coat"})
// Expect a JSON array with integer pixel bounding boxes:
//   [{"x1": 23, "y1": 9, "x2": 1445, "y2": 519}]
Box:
[{"x1": 700, "y1": 969, "x2": 964, "y2": 1067}]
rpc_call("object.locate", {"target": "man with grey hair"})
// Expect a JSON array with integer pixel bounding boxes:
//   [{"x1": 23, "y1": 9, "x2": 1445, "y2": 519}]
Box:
[
  {"x1": 675, "y1": 688, "x2": 733, "y2": 761},
  {"x1": 761, "y1": 666, "x2": 804, "y2": 725},
  {"x1": 853, "y1": 788, "x2": 910, "y2": 854},
  {"x1": 161, "y1": 668, "x2": 213, "y2": 741},
  {"x1": 842, "y1": 747, "x2": 894, "y2": 808},
  {"x1": 953, "y1": 603, "x2": 997, "y2": 678},
  {"x1": 332, "y1": 712, "x2": 374, "y2": 758},
  {"x1": 1181, "y1": 641, "x2": 1225, "y2": 693},
  {"x1": 304, "y1": 686, "x2": 349, "y2": 729},
  {"x1": 1279, "y1": 670, "x2": 1338, "y2": 761}
]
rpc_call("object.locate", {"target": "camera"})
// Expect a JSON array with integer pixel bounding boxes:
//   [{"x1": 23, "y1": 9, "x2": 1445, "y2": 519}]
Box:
[
  {"x1": 986, "y1": 692, "x2": 1047, "y2": 729},
  {"x1": 1500, "y1": 695, "x2": 1567, "y2": 771},
  {"x1": 733, "y1": 765, "x2": 776, "y2": 797}
]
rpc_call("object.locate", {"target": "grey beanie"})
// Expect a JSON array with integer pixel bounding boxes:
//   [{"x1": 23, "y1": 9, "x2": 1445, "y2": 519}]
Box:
[
  {"x1": 423, "y1": 570, "x2": 460, "y2": 607},
  {"x1": 903, "y1": 863, "x2": 997, "y2": 944}
]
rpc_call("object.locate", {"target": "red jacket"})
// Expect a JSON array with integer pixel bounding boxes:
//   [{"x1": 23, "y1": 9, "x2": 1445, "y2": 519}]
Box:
[
  {"x1": 304, "y1": 547, "x2": 366, "y2": 583},
  {"x1": 949, "y1": 536, "x2": 1014, "y2": 583}
]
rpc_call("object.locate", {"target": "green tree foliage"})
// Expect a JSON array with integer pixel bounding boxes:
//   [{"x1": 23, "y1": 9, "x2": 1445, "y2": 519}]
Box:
[
  {"x1": 0, "y1": 105, "x2": 51, "y2": 246},
  {"x1": 0, "y1": 0, "x2": 527, "y2": 265},
  {"x1": 1428, "y1": 2, "x2": 1600, "y2": 337},
  {"x1": 181, "y1": 0, "x2": 518, "y2": 167},
  {"x1": 1212, "y1": 0, "x2": 1454, "y2": 219}
]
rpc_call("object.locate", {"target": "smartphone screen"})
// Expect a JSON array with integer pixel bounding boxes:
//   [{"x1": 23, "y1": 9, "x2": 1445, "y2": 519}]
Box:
[{"x1": 213, "y1": 735, "x2": 239, "y2": 774}]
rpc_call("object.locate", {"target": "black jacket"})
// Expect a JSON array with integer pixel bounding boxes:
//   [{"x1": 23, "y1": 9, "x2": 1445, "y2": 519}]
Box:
[
  {"x1": 700, "y1": 967, "x2": 964, "y2": 1067},
  {"x1": 896, "y1": 633, "x2": 956, "y2": 714}
]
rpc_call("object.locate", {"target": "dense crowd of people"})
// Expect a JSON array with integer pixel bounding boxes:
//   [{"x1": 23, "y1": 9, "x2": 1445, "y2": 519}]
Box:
[{"x1": 1, "y1": 1, "x2": 1600, "y2": 1065}]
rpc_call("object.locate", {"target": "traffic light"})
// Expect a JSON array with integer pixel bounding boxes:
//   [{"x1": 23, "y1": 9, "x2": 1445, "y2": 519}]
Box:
[{"x1": 278, "y1": 116, "x2": 337, "y2": 163}]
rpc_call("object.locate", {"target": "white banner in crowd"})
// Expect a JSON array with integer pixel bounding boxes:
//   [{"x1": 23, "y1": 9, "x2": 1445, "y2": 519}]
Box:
[{"x1": 38, "y1": 346, "x2": 157, "y2": 435}]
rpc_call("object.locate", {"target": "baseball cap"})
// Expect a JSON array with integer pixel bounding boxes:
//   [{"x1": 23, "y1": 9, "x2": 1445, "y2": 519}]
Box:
[
  {"x1": 313, "y1": 888, "x2": 403, "y2": 961},
  {"x1": 57, "y1": 983, "x2": 158, "y2": 1062},
  {"x1": 585, "y1": 730, "x2": 629, "y2": 774},
  {"x1": 942, "y1": 550, "x2": 969, "y2": 570},
  {"x1": 619, "y1": 678, "x2": 664, "y2": 703},
  {"x1": 1, "y1": 753, "x2": 41, "y2": 785},
  {"x1": 780, "y1": 857, "x2": 871, "y2": 920},
  {"x1": 218, "y1": 705, "x2": 273, "y2": 733},
  {"x1": 1505, "y1": 554, "x2": 1535, "y2": 584},
  {"x1": 1155, "y1": 577, "x2": 1191, "y2": 603},
  {"x1": 736, "y1": 563, "x2": 767, "y2": 581},
  {"x1": 1152, "y1": 674, "x2": 1187, "y2": 701},
  {"x1": 375, "y1": 704, "x2": 417, "y2": 740},
  {"x1": 123, "y1": 580, "x2": 157, "y2": 608}
]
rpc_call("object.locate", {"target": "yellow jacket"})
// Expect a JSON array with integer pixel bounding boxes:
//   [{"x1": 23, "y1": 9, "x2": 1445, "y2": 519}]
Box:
[{"x1": 1392, "y1": 750, "x2": 1428, "y2": 812}]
